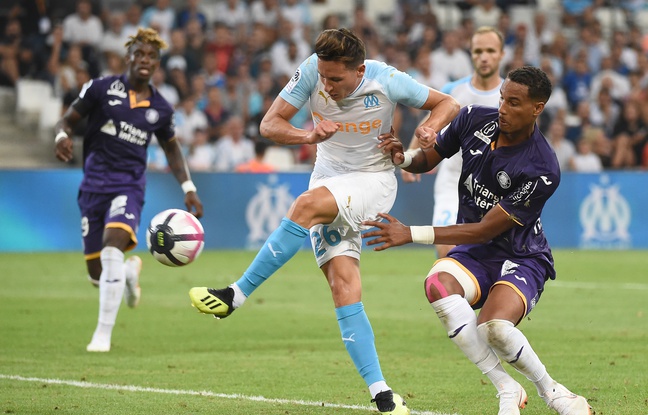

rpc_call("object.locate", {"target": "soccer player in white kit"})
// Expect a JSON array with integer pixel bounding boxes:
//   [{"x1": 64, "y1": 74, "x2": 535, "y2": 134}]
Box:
[
  {"x1": 189, "y1": 28, "x2": 459, "y2": 414},
  {"x1": 403, "y1": 26, "x2": 505, "y2": 258}
]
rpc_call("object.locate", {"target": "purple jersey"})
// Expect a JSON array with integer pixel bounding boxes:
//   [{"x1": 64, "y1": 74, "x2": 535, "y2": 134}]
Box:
[
  {"x1": 73, "y1": 74, "x2": 175, "y2": 193},
  {"x1": 435, "y1": 105, "x2": 560, "y2": 278}
]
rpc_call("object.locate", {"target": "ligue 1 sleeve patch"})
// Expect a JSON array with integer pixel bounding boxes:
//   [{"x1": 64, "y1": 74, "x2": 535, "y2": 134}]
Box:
[{"x1": 285, "y1": 68, "x2": 301, "y2": 94}]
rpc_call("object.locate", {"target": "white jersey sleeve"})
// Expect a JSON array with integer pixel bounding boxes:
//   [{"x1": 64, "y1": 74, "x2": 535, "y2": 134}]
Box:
[{"x1": 280, "y1": 54, "x2": 430, "y2": 176}]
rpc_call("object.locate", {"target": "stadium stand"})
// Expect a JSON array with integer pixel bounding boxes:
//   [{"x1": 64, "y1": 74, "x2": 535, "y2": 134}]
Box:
[{"x1": 1, "y1": 0, "x2": 647, "y2": 170}]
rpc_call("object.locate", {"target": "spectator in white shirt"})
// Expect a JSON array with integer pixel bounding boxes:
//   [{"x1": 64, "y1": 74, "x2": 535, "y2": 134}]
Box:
[
  {"x1": 211, "y1": 0, "x2": 249, "y2": 41},
  {"x1": 411, "y1": 48, "x2": 448, "y2": 91},
  {"x1": 187, "y1": 128, "x2": 216, "y2": 171},
  {"x1": 270, "y1": 19, "x2": 311, "y2": 80},
  {"x1": 122, "y1": 4, "x2": 142, "y2": 39},
  {"x1": 280, "y1": 0, "x2": 312, "y2": 41},
  {"x1": 152, "y1": 67, "x2": 180, "y2": 108},
  {"x1": 430, "y1": 30, "x2": 472, "y2": 82},
  {"x1": 589, "y1": 55, "x2": 632, "y2": 103},
  {"x1": 546, "y1": 117, "x2": 576, "y2": 171},
  {"x1": 250, "y1": 0, "x2": 280, "y2": 28},
  {"x1": 100, "y1": 11, "x2": 129, "y2": 57},
  {"x1": 62, "y1": 0, "x2": 103, "y2": 48},
  {"x1": 140, "y1": 0, "x2": 176, "y2": 44},
  {"x1": 213, "y1": 116, "x2": 255, "y2": 172},
  {"x1": 570, "y1": 130, "x2": 605, "y2": 172},
  {"x1": 175, "y1": 95, "x2": 209, "y2": 147},
  {"x1": 469, "y1": 0, "x2": 502, "y2": 28}
]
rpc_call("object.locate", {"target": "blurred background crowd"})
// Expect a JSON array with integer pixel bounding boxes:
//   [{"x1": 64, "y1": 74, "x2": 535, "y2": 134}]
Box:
[{"x1": 2, "y1": 0, "x2": 648, "y2": 173}]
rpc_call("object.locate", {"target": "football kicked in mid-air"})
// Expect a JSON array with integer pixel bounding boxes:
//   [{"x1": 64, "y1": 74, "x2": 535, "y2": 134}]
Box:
[{"x1": 147, "y1": 209, "x2": 204, "y2": 266}]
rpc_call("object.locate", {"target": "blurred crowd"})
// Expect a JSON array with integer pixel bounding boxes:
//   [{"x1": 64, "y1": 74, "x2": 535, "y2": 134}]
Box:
[{"x1": 2, "y1": 0, "x2": 648, "y2": 172}]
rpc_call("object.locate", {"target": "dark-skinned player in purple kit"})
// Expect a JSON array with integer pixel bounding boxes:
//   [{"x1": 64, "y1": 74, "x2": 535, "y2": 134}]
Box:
[
  {"x1": 363, "y1": 66, "x2": 592, "y2": 415},
  {"x1": 54, "y1": 27, "x2": 203, "y2": 352}
]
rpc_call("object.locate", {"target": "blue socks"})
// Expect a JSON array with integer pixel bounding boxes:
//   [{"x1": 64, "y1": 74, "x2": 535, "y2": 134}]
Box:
[
  {"x1": 235, "y1": 218, "x2": 309, "y2": 297},
  {"x1": 336, "y1": 302, "x2": 384, "y2": 387},
  {"x1": 235, "y1": 219, "x2": 385, "y2": 390}
]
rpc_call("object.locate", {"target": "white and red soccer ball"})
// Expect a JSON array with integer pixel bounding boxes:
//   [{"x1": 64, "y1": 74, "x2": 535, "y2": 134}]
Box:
[{"x1": 146, "y1": 209, "x2": 204, "y2": 266}]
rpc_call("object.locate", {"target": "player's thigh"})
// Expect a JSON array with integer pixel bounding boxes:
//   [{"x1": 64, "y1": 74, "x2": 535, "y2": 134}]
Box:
[
  {"x1": 78, "y1": 190, "x2": 144, "y2": 257},
  {"x1": 102, "y1": 190, "x2": 145, "y2": 251},
  {"x1": 78, "y1": 191, "x2": 110, "y2": 259},
  {"x1": 309, "y1": 171, "x2": 396, "y2": 267},
  {"x1": 489, "y1": 258, "x2": 548, "y2": 320},
  {"x1": 448, "y1": 252, "x2": 548, "y2": 319}
]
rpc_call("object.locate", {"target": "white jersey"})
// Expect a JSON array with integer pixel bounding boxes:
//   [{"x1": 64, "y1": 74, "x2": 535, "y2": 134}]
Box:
[
  {"x1": 280, "y1": 54, "x2": 430, "y2": 177},
  {"x1": 433, "y1": 75, "x2": 503, "y2": 226}
]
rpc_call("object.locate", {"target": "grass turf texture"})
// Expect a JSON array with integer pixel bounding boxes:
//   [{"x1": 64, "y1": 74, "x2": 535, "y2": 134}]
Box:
[{"x1": 1, "y1": 249, "x2": 646, "y2": 415}]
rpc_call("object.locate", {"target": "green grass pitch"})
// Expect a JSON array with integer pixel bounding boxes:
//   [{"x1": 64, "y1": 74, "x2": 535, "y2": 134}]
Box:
[{"x1": 1, "y1": 249, "x2": 646, "y2": 415}]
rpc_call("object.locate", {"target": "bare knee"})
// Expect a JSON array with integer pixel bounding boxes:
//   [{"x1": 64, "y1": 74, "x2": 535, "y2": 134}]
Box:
[
  {"x1": 287, "y1": 188, "x2": 337, "y2": 228},
  {"x1": 102, "y1": 227, "x2": 132, "y2": 252}
]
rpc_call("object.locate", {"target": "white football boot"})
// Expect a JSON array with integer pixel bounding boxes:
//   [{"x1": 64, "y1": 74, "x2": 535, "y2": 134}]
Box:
[
  {"x1": 542, "y1": 382, "x2": 593, "y2": 415},
  {"x1": 497, "y1": 382, "x2": 528, "y2": 415}
]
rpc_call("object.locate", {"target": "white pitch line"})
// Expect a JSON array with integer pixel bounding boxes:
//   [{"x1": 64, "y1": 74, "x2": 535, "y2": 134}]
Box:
[{"x1": 0, "y1": 374, "x2": 459, "y2": 415}]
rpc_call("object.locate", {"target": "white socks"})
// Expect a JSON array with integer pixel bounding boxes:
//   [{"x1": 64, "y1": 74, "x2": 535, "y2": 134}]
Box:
[
  {"x1": 432, "y1": 295, "x2": 516, "y2": 392},
  {"x1": 477, "y1": 319, "x2": 555, "y2": 396},
  {"x1": 88, "y1": 247, "x2": 126, "y2": 351},
  {"x1": 368, "y1": 381, "x2": 390, "y2": 400},
  {"x1": 230, "y1": 283, "x2": 247, "y2": 309}
]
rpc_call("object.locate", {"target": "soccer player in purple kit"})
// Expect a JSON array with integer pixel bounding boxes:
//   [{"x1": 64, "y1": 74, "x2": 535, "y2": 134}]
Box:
[
  {"x1": 54, "y1": 28, "x2": 203, "y2": 352},
  {"x1": 363, "y1": 66, "x2": 593, "y2": 415}
]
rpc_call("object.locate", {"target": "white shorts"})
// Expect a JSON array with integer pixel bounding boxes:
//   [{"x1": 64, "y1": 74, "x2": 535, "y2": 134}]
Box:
[
  {"x1": 308, "y1": 170, "x2": 397, "y2": 267},
  {"x1": 432, "y1": 152, "x2": 462, "y2": 226}
]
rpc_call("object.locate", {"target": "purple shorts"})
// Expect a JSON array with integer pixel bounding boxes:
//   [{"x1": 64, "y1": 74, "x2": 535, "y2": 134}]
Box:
[
  {"x1": 447, "y1": 250, "x2": 550, "y2": 317},
  {"x1": 77, "y1": 189, "x2": 144, "y2": 259}
]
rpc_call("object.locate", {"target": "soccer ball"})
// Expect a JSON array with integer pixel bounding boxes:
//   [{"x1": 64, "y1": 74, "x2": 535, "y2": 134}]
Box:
[{"x1": 146, "y1": 209, "x2": 205, "y2": 267}]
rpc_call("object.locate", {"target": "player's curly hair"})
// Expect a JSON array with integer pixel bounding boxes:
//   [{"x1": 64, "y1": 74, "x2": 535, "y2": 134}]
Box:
[
  {"x1": 315, "y1": 28, "x2": 365, "y2": 69},
  {"x1": 124, "y1": 27, "x2": 168, "y2": 52}
]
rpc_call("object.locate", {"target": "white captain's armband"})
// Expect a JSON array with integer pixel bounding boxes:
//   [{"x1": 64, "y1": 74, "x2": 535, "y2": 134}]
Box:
[{"x1": 410, "y1": 226, "x2": 435, "y2": 244}]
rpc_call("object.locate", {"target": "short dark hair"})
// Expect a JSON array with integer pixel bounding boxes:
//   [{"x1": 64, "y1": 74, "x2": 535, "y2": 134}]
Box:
[
  {"x1": 315, "y1": 28, "x2": 366, "y2": 69},
  {"x1": 507, "y1": 66, "x2": 552, "y2": 103},
  {"x1": 254, "y1": 140, "x2": 269, "y2": 156}
]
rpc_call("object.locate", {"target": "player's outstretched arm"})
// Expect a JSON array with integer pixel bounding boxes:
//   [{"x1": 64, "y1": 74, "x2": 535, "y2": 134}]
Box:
[
  {"x1": 363, "y1": 213, "x2": 413, "y2": 251},
  {"x1": 363, "y1": 204, "x2": 516, "y2": 251},
  {"x1": 161, "y1": 137, "x2": 204, "y2": 219}
]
